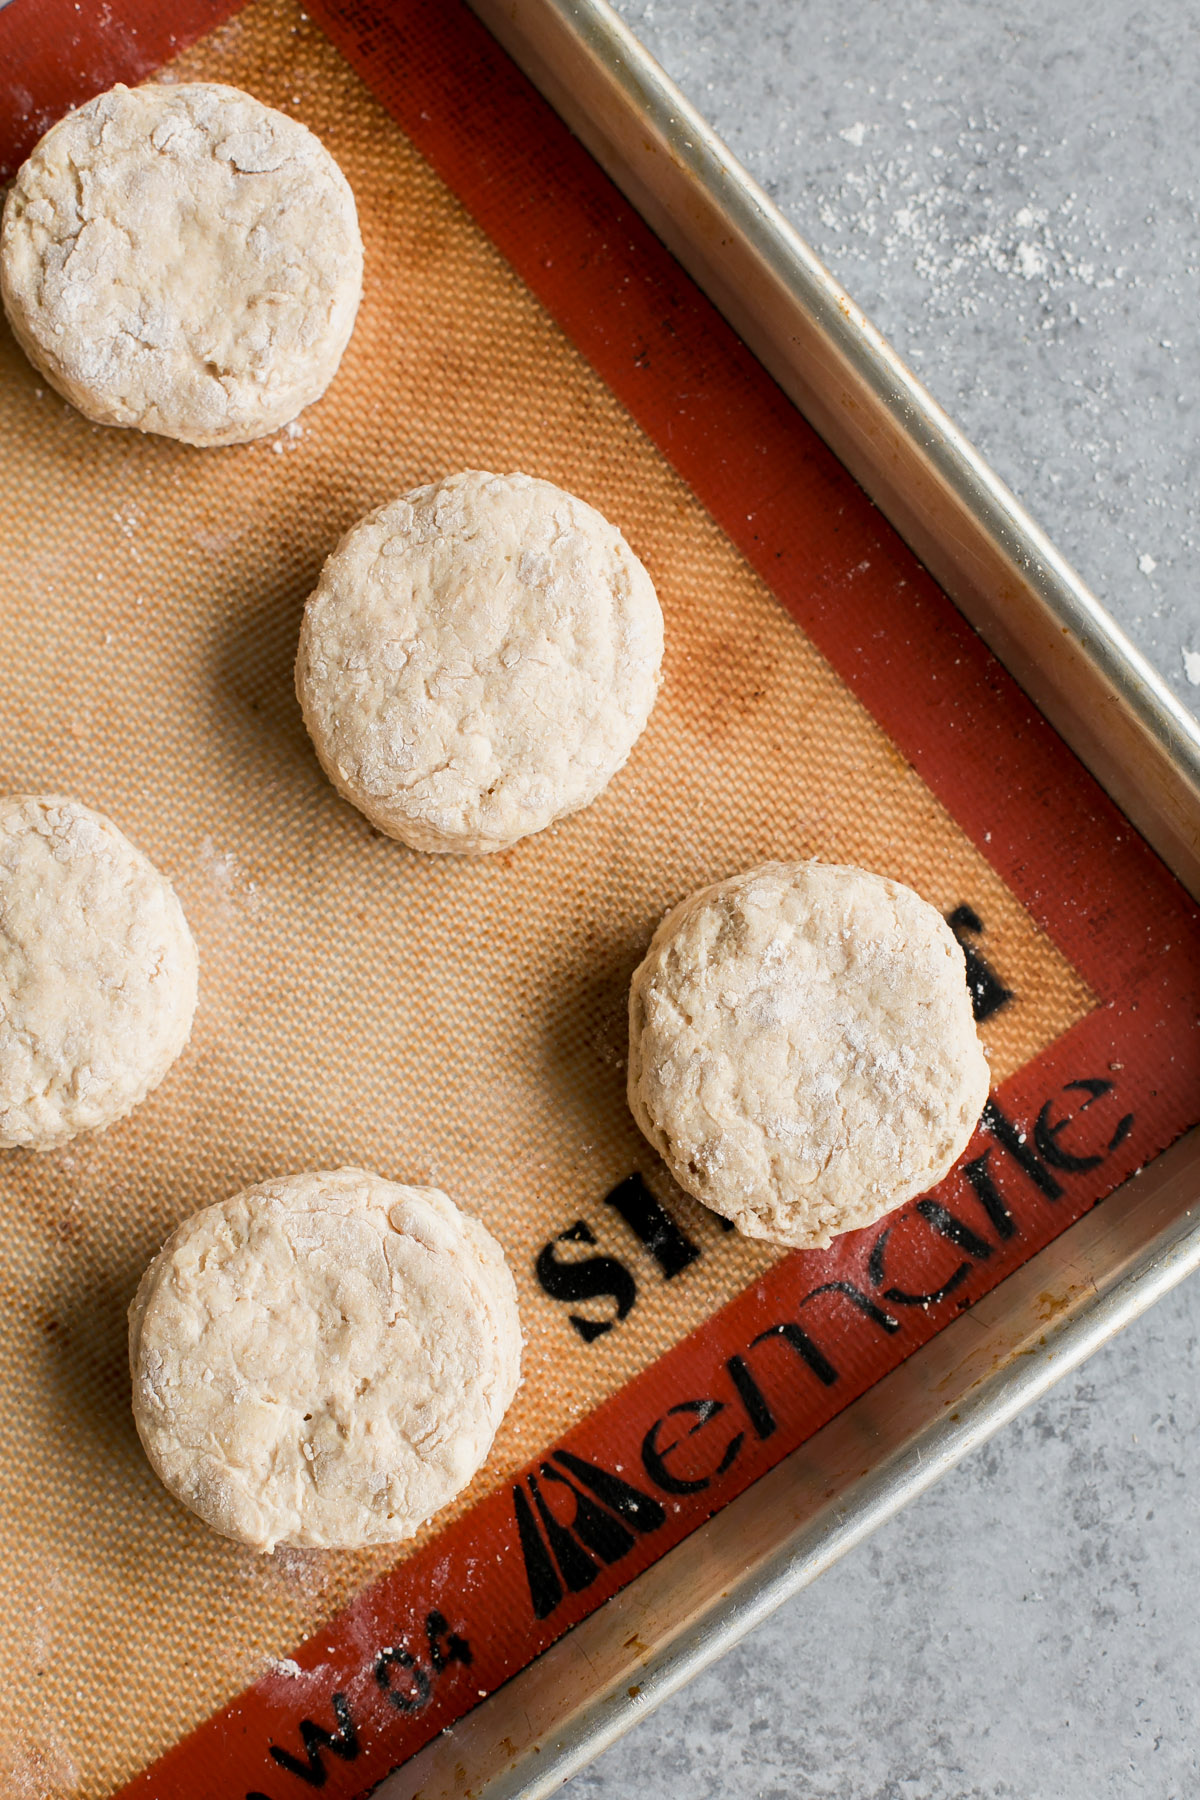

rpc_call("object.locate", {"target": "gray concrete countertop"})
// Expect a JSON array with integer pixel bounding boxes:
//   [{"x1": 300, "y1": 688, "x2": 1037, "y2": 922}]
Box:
[{"x1": 569, "y1": 3, "x2": 1200, "y2": 1796}]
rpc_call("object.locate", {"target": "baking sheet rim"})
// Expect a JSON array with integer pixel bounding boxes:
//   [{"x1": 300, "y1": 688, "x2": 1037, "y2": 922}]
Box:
[{"x1": 348, "y1": 1, "x2": 1200, "y2": 1791}]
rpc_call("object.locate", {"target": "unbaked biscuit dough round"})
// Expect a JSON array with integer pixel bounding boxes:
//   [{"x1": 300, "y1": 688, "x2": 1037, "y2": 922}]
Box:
[
  {"x1": 295, "y1": 470, "x2": 664, "y2": 855},
  {"x1": 1, "y1": 82, "x2": 362, "y2": 447},
  {"x1": 0, "y1": 794, "x2": 198, "y2": 1151},
  {"x1": 627, "y1": 861, "x2": 990, "y2": 1249},
  {"x1": 129, "y1": 1168, "x2": 523, "y2": 1553}
]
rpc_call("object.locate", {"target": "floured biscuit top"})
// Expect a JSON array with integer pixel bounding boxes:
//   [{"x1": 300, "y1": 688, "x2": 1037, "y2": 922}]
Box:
[
  {"x1": 296, "y1": 470, "x2": 664, "y2": 854},
  {"x1": 1, "y1": 81, "x2": 363, "y2": 446},
  {"x1": 628, "y1": 860, "x2": 990, "y2": 1249},
  {"x1": 0, "y1": 793, "x2": 198, "y2": 1151},
  {"x1": 129, "y1": 1168, "x2": 523, "y2": 1552}
]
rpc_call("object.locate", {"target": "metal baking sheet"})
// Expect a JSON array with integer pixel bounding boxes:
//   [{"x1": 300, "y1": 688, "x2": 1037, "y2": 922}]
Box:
[{"x1": 0, "y1": 2, "x2": 1197, "y2": 1797}]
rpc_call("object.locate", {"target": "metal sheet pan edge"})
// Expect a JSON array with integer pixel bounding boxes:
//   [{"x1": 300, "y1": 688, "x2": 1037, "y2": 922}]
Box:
[
  {"x1": 371, "y1": 3, "x2": 1200, "y2": 1793},
  {"x1": 469, "y1": 0, "x2": 1200, "y2": 902},
  {"x1": 384, "y1": 1127, "x2": 1200, "y2": 1800}
]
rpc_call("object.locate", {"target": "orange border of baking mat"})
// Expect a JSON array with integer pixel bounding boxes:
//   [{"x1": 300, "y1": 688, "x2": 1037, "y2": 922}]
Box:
[
  {"x1": 3, "y1": 1, "x2": 1199, "y2": 1794},
  {"x1": 0, "y1": 0, "x2": 234, "y2": 182}
]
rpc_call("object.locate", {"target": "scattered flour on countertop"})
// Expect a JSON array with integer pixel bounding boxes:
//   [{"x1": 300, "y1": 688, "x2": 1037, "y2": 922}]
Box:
[{"x1": 612, "y1": 0, "x2": 1200, "y2": 710}]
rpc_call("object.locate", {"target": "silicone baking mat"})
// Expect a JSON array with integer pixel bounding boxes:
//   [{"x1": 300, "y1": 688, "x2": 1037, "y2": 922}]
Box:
[{"x1": 1, "y1": 1, "x2": 1198, "y2": 1794}]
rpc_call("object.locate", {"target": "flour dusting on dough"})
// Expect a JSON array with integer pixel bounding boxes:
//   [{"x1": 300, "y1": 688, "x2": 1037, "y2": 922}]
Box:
[{"x1": 628, "y1": 860, "x2": 990, "y2": 1248}]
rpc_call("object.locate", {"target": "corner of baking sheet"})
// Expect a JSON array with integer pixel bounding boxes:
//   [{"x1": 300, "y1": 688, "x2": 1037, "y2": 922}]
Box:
[
  {"x1": 364, "y1": 4, "x2": 1200, "y2": 1795},
  {"x1": 379, "y1": 1124, "x2": 1200, "y2": 1800}
]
